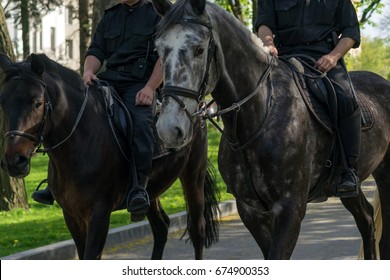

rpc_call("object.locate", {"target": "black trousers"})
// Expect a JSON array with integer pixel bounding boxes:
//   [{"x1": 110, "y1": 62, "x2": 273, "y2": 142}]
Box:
[
  {"x1": 281, "y1": 46, "x2": 359, "y2": 117},
  {"x1": 113, "y1": 82, "x2": 155, "y2": 182}
]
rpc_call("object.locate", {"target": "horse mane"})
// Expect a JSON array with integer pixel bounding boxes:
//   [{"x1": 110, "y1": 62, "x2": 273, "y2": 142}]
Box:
[{"x1": 156, "y1": 0, "x2": 190, "y2": 37}]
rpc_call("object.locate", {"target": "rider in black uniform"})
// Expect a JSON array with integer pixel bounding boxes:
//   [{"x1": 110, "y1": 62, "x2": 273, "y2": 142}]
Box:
[
  {"x1": 32, "y1": 0, "x2": 162, "y2": 221},
  {"x1": 255, "y1": 0, "x2": 361, "y2": 197}
]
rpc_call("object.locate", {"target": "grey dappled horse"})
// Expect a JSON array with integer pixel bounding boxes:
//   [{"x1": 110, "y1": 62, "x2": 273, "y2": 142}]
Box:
[{"x1": 152, "y1": 0, "x2": 390, "y2": 259}]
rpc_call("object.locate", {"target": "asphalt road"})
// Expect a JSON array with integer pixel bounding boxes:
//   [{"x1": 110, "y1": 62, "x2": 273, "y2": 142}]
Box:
[{"x1": 102, "y1": 179, "x2": 377, "y2": 260}]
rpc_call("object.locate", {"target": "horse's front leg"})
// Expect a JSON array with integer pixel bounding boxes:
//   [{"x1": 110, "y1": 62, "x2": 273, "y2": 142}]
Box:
[
  {"x1": 180, "y1": 173, "x2": 206, "y2": 260},
  {"x1": 146, "y1": 199, "x2": 170, "y2": 260},
  {"x1": 237, "y1": 198, "x2": 303, "y2": 259},
  {"x1": 83, "y1": 208, "x2": 111, "y2": 260},
  {"x1": 267, "y1": 200, "x2": 303, "y2": 259},
  {"x1": 63, "y1": 211, "x2": 86, "y2": 259}
]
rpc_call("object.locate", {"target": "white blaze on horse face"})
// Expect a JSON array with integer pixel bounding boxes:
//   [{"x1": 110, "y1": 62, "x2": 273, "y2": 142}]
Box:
[{"x1": 156, "y1": 25, "x2": 208, "y2": 149}]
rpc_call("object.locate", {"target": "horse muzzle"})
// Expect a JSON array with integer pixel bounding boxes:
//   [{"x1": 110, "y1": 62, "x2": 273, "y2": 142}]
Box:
[{"x1": 1, "y1": 153, "x2": 31, "y2": 178}]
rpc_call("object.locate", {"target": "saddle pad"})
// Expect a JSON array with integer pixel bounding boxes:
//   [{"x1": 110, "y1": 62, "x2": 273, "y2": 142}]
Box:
[{"x1": 292, "y1": 65, "x2": 374, "y2": 133}]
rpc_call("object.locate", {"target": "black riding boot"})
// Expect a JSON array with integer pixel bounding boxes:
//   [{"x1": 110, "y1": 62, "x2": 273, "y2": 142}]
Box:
[
  {"x1": 337, "y1": 107, "x2": 361, "y2": 198},
  {"x1": 127, "y1": 176, "x2": 150, "y2": 222},
  {"x1": 32, "y1": 186, "x2": 54, "y2": 205}
]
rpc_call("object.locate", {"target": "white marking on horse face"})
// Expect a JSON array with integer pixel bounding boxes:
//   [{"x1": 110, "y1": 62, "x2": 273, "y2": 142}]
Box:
[{"x1": 156, "y1": 24, "x2": 210, "y2": 148}]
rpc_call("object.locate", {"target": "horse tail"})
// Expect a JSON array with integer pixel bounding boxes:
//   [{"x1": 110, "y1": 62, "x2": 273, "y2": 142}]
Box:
[{"x1": 203, "y1": 159, "x2": 221, "y2": 248}]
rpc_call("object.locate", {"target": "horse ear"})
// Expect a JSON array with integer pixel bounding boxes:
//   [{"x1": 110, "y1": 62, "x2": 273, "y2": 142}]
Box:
[
  {"x1": 189, "y1": 0, "x2": 206, "y2": 15},
  {"x1": 152, "y1": 0, "x2": 172, "y2": 16},
  {"x1": 30, "y1": 53, "x2": 45, "y2": 76},
  {"x1": 0, "y1": 53, "x2": 13, "y2": 72}
]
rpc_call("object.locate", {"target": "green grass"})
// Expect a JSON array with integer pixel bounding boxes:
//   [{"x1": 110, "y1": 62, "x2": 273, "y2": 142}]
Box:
[{"x1": 0, "y1": 125, "x2": 232, "y2": 257}]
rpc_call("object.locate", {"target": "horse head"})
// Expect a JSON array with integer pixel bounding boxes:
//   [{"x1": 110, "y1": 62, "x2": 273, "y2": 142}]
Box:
[
  {"x1": 153, "y1": 0, "x2": 219, "y2": 149},
  {"x1": 0, "y1": 53, "x2": 48, "y2": 178}
]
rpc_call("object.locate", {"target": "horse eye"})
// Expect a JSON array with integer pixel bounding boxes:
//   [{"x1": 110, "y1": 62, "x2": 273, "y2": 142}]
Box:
[
  {"x1": 195, "y1": 47, "x2": 205, "y2": 57},
  {"x1": 35, "y1": 101, "x2": 43, "y2": 109}
]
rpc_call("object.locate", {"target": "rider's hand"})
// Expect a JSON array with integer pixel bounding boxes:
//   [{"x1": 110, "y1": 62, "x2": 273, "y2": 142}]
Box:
[
  {"x1": 315, "y1": 54, "x2": 338, "y2": 73},
  {"x1": 83, "y1": 71, "x2": 98, "y2": 85},
  {"x1": 135, "y1": 85, "x2": 154, "y2": 106},
  {"x1": 265, "y1": 43, "x2": 279, "y2": 58}
]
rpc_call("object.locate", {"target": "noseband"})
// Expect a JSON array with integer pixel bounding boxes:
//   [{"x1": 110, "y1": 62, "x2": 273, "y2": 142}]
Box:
[{"x1": 160, "y1": 16, "x2": 216, "y2": 121}]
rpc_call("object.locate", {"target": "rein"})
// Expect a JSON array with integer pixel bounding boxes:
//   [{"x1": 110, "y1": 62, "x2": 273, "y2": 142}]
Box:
[{"x1": 204, "y1": 56, "x2": 275, "y2": 150}]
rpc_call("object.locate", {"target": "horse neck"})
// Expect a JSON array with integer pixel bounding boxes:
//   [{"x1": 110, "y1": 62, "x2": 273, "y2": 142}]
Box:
[
  {"x1": 210, "y1": 8, "x2": 271, "y2": 140},
  {"x1": 43, "y1": 74, "x2": 92, "y2": 154}
]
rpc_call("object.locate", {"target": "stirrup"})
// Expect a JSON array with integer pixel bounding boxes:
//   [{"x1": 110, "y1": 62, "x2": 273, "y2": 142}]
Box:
[
  {"x1": 335, "y1": 169, "x2": 359, "y2": 198},
  {"x1": 126, "y1": 187, "x2": 150, "y2": 214},
  {"x1": 31, "y1": 179, "x2": 54, "y2": 205}
]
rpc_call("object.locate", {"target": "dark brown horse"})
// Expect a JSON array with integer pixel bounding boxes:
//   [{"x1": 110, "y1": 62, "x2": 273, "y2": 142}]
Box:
[
  {"x1": 0, "y1": 53, "x2": 219, "y2": 260},
  {"x1": 152, "y1": 0, "x2": 390, "y2": 259}
]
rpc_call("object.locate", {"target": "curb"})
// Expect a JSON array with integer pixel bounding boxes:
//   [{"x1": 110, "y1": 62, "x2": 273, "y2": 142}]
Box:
[{"x1": 1, "y1": 200, "x2": 237, "y2": 260}]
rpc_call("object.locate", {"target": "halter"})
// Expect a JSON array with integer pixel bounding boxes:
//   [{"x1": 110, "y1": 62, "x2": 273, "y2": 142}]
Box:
[
  {"x1": 160, "y1": 16, "x2": 216, "y2": 121},
  {"x1": 3, "y1": 74, "x2": 89, "y2": 154}
]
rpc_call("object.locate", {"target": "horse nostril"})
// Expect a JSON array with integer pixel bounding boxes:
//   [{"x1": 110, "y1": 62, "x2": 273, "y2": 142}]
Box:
[
  {"x1": 12, "y1": 154, "x2": 29, "y2": 169},
  {"x1": 175, "y1": 126, "x2": 183, "y2": 141}
]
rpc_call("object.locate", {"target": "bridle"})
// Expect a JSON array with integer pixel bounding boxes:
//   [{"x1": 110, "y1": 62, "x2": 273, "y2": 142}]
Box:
[
  {"x1": 160, "y1": 16, "x2": 216, "y2": 121},
  {"x1": 159, "y1": 13, "x2": 275, "y2": 150},
  {"x1": 3, "y1": 72, "x2": 89, "y2": 154}
]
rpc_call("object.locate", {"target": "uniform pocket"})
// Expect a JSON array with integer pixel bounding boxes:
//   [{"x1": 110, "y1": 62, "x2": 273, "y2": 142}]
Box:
[
  {"x1": 313, "y1": 0, "x2": 338, "y2": 24},
  {"x1": 104, "y1": 31, "x2": 121, "y2": 52},
  {"x1": 275, "y1": 0, "x2": 299, "y2": 28}
]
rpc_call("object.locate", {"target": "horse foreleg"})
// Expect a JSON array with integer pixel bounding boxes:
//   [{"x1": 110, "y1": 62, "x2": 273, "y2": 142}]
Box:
[
  {"x1": 63, "y1": 210, "x2": 86, "y2": 260},
  {"x1": 83, "y1": 209, "x2": 111, "y2": 260},
  {"x1": 237, "y1": 200, "x2": 302, "y2": 259},
  {"x1": 146, "y1": 199, "x2": 170, "y2": 260},
  {"x1": 340, "y1": 192, "x2": 376, "y2": 259},
  {"x1": 180, "y1": 175, "x2": 206, "y2": 260}
]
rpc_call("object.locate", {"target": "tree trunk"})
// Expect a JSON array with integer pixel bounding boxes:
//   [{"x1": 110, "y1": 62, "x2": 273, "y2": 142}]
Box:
[
  {"x1": 0, "y1": 4, "x2": 27, "y2": 211},
  {"x1": 79, "y1": 0, "x2": 89, "y2": 74},
  {"x1": 21, "y1": 0, "x2": 30, "y2": 59},
  {"x1": 0, "y1": 4, "x2": 15, "y2": 61}
]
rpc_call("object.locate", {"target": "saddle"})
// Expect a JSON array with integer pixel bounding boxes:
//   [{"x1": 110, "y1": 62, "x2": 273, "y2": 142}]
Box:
[
  {"x1": 97, "y1": 81, "x2": 176, "y2": 162},
  {"x1": 285, "y1": 58, "x2": 375, "y2": 202},
  {"x1": 288, "y1": 57, "x2": 374, "y2": 133}
]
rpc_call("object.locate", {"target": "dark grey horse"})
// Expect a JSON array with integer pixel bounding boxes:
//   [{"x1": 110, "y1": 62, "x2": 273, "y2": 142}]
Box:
[{"x1": 152, "y1": 0, "x2": 390, "y2": 259}]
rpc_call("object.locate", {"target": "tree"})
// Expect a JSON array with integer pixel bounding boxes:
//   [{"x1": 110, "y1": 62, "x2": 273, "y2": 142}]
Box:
[
  {"x1": 0, "y1": 3, "x2": 27, "y2": 211},
  {"x1": 79, "y1": 0, "x2": 89, "y2": 74},
  {"x1": 346, "y1": 37, "x2": 390, "y2": 80}
]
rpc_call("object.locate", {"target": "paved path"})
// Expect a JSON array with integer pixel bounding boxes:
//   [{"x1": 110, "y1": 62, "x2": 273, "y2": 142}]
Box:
[{"x1": 103, "y1": 180, "x2": 377, "y2": 260}]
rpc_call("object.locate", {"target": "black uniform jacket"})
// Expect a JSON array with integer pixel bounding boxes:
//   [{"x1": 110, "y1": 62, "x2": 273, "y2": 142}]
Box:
[
  {"x1": 86, "y1": 1, "x2": 161, "y2": 83},
  {"x1": 255, "y1": 0, "x2": 360, "y2": 49}
]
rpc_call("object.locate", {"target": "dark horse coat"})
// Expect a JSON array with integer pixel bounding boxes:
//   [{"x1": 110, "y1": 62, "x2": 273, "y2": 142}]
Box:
[{"x1": 0, "y1": 53, "x2": 219, "y2": 260}]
